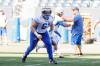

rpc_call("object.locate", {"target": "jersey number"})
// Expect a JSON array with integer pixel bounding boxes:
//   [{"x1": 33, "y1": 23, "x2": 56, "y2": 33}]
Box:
[{"x1": 42, "y1": 23, "x2": 49, "y2": 29}]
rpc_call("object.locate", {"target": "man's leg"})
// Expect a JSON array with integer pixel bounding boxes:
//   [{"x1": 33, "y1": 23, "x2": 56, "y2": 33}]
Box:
[
  {"x1": 57, "y1": 40, "x2": 64, "y2": 58},
  {"x1": 52, "y1": 41, "x2": 57, "y2": 52},
  {"x1": 52, "y1": 32, "x2": 64, "y2": 58},
  {"x1": 2, "y1": 27, "x2": 8, "y2": 44},
  {"x1": 72, "y1": 34, "x2": 83, "y2": 55},
  {"x1": 77, "y1": 45, "x2": 82, "y2": 55},
  {"x1": 74, "y1": 45, "x2": 82, "y2": 55},
  {"x1": 73, "y1": 45, "x2": 79, "y2": 54},
  {"x1": 0, "y1": 28, "x2": 1, "y2": 41},
  {"x1": 22, "y1": 32, "x2": 38, "y2": 63},
  {"x1": 41, "y1": 32, "x2": 57, "y2": 64},
  {"x1": 76, "y1": 34, "x2": 83, "y2": 55}
]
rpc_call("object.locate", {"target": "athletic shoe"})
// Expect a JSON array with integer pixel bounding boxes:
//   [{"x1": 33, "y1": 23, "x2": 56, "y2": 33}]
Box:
[
  {"x1": 49, "y1": 59, "x2": 57, "y2": 64},
  {"x1": 22, "y1": 56, "x2": 27, "y2": 63},
  {"x1": 59, "y1": 56, "x2": 64, "y2": 58}
]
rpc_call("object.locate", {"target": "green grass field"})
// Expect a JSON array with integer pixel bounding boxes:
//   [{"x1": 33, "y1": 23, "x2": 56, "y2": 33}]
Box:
[{"x1": 0, "y1": 53, "x2": 100, "y2": 66}]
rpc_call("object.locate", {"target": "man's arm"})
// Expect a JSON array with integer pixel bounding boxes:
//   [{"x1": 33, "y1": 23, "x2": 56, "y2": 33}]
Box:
[
  {"x1": 55, "y1": 21, "x2": 72, "y2": 27},
  {"x1": 63, "y1": 23, "x2": 72, "y2": 27},
  {"x1": 4, "y1": 15, "x2": 7, "y2": 27},
  {"x1": 62, "y1": 17, "x2": 73, "y2": 22},
  {"x1": 31, "y1": 21, "x2": 42, "y2": 39},
  {"x1": 49, "y1": 22, "x2": 54, "y2": 31},
  {"x1": 5, "y1": 18, "x2": 8, "y2": 27},
  {"x1": 64, "y1": 18, "x2": 73, "y2": 22},
  {"x1": 30, "y1": 21, "x2": 37, "y2": 32}
]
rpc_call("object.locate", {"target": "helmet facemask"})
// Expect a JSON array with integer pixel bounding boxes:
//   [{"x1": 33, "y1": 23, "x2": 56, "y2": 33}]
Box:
[{"x1": 42, "y1": 8, "x2": 52, "y2": 20}]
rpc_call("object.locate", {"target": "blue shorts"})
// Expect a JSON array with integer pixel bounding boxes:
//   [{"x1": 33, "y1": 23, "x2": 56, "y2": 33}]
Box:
[
  {"x1": 0, "y1": 27, "x2": 7, "y2": 36},
  {"x1": 71, "y1": 33, "x2": 82, "y2": 45}
]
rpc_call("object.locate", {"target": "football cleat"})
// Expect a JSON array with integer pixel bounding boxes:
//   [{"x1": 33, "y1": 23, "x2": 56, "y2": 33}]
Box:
[{"x1": 49, "y1": 59, "x2": 57, "y2": 64}]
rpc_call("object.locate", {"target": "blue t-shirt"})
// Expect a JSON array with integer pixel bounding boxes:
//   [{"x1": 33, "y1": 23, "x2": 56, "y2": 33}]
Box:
[{"x1": 71, "y1": 13, "x2": 83, "y2": 34}]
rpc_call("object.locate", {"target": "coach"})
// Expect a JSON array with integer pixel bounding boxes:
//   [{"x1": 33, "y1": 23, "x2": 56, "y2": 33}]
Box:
[{"x1": 65, "y1": 7, "x2": 83, "y2": 55}]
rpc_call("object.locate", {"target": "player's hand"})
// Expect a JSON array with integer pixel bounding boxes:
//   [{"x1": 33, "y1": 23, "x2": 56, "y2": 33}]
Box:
[
  {"x1": 66, "y1": 24, "x2": 72, "y2": 27},
  {"x1": 34, "y1": 31, "x2": 42, "y2": 39},
  {"x1": 37, "y1": 34, "x2": 42, "y2": 39},
  {"x1": 55, "y1": 21, "x2": 63, "y2": 25}
]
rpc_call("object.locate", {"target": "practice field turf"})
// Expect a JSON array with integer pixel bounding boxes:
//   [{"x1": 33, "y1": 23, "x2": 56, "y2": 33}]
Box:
[{"x1": 0, "y1": 53, "x2": 100, "y2": 66}]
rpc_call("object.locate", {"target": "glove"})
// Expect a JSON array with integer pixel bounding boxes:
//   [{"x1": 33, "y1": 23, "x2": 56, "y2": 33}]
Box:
[{"x1": 55, "y1": 21, "x2": 65, "y2": 27}]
